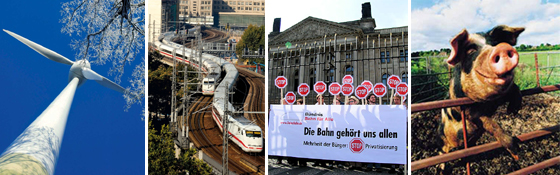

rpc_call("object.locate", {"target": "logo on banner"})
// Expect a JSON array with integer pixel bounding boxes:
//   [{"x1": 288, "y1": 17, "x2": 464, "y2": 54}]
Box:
[
  {"x1": 361, "y1": 80, "x2": 374, "y2": 93},
  {"x1": 329, "y1": 82, "x2": 341, "y2": 95},
  {"x1": 341, "y1": 83, "x2": 354, "y2": 96},
  {"x1": 275, "y1": 76, "x2": 287, "y2": 89},
  {"x1": 285, "y1": 92, "x2": 296, "y2": 104},
  {"x1": 298, "y1": 83, "x2": 310, "y2": 96},
  {"x1": 350, "y1": 138, "x2": 364, "y2": 153},
  {"x1": 355, "y1": 85, "x2": 368, "y2": 99},
  {"x1": 314, "y1": 81, "x2": 327, "y2": 94},
  {"x1": 396, "y1": 83, "x2": 408, "y2": 96},
  {"x1": 343, "y1": 75, "x2": 353, "y2": 84},
  {"x1": 373, "y1": 83, "x2": 387, "y2": 97},
  {"x1": 387, "y1": 75, "x2": 401, "y2": 89}
]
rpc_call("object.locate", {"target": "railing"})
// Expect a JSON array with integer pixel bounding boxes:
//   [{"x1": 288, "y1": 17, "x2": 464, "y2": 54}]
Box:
[{"x1": 410, "y1": 51, "x2": 560, "y2": 174}]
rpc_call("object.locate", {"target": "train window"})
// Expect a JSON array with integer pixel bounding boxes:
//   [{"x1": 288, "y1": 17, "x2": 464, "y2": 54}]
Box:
[{"x1": 246, "y1": 131, "x2": 261, "y2": 137}]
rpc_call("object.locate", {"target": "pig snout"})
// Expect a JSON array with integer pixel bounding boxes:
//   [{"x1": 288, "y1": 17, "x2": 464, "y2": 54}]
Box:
[{"x1": 489, "y1": 43, "x2": 519, "y2": 77}]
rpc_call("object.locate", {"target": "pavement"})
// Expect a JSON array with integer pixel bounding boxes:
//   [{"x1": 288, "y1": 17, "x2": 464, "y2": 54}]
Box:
[{"x1": 268, "y1": 158, "x2": 406, "y2": 175}]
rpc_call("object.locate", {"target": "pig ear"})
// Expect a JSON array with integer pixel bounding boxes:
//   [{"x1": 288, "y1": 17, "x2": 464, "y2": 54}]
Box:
[
  {"x1": 488, "y1": 25, "x2": 525, "y2": 46},
  {"x1": 447, "y1": 29, "x2": 469, "y2": 66}
]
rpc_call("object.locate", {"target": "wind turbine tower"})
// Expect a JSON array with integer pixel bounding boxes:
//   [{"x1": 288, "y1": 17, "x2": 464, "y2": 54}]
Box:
[{"x1": 0, "y1": 30, "x2": 126, "y2": 175}]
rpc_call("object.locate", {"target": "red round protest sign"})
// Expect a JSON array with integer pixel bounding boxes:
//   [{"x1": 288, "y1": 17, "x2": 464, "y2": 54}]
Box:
[
  {"x1": 275, "y1": 76, "x2": 287, "y2": 89},
  {"x1": 285, "y1": 91, "x2": 296, "y2": 104},
  {"x1": 328, "y1": 82, "x2": 342, "y2": 95},
  {"x1": 373, "y1": 83, "x2": 387, "y2": 97},
  {"x1": 343, "y1": 75, "x2": 354, "y2": 84},
  {"x1": 349, "y1": 138, "x2": 364, "y2": 153},
  {"x1": 298, "y1": 83, "x2": 310, "y2": 96},
  {"x1": 341, "y1": 83, "x2": 354, "y2": 96},
  {"x1": 314, "y1": 81, "x2": 327, "y2": 95},
  {"x1": 355, "y1": 85, "x2": 368, "y2": 99},
  {"x1": 387, "y1": 75, "x2": 401, "y2": 89},
  {"x1": 361, "y1": 80, "x2": 374, "y2": 93},
  {"x1": 396, "y1": 83, "x2": 408, "y2": 96}
]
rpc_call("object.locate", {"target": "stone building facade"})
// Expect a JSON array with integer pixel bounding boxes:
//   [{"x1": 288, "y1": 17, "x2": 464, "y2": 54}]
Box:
[
  {"x1": 268, "y1": 15, "x2": 408, "y2": 105},
  {"x1": 175, "y1": 0, "x2": 265, "y2": 27}
]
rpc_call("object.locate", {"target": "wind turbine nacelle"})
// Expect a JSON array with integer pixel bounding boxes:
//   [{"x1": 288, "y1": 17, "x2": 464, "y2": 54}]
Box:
[
  {"x1": 4, "y1": 29, "x2": 126, "y2": 94},
  {"x1": 69, "y1": 60, "x2": 91, "y2": 87}
]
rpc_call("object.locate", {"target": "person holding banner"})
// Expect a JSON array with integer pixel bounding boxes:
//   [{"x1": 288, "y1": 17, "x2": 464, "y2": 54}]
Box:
[
  {"x1": 393, "y1": 94, "x2": 402, "y2": 105},
  {"x1": 367, "y1": 93, "x2": 376, "y2": 105},
  {"x1": 348, "y1": 96, "x2": 359, "y2": 105},
  {"x1": 332, "y1": 94, "x2": 344, "y2": 105},
  {"x1": 296, "y1": 99, "x2": 303, "y2": 105},
  {"x1": 315, "y1": 94, "x2": 326, "y2": 105}
]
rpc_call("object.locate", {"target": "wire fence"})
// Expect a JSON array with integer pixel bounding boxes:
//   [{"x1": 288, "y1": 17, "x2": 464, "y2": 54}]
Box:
[{"x1": 411, "y1": 51, "x2": 560, "y2": 103}]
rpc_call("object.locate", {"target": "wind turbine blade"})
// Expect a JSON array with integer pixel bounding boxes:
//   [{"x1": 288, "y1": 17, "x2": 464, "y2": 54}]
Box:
[
  {"x1": 3, "y1": 29, "x2": 74, "y2": 66},
  {"x1": 82, "y1": 68, "x2": 103, "y2": 81},
  {"x1": 82, "y1": 69, "x2": 126, "y2": 94}
]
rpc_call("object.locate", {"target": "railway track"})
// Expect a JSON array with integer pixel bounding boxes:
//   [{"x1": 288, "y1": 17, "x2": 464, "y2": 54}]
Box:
[
  {"x1": 185, "y1": 95, "x2": 265, "y2": 175},
  {"x1": 177, "y1": 29, "x2": 227, "y2": 48},
  {"x1": 186, "y1": 96, "x2": 250, "y2": 174},
  {"x1": 160, "y1": 28, "x2": 263, "y2": 174},
  {"x1": 236, "y1": 66, "x2": 266, "y2": 138}
]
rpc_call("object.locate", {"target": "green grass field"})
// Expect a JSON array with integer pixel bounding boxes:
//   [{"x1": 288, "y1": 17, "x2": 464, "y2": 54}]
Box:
[{"x1": 515, "y1": 51, "x2": 560, "y2": 91}]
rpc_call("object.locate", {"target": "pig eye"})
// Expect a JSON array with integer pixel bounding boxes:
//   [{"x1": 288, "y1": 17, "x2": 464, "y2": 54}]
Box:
[{"x1": 466, "y1": 45, "x2": 478, "y2": 55}]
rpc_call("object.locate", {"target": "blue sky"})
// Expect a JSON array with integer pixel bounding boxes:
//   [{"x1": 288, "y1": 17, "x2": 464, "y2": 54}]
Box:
[
  {"x1": 265, "y1": 0, "x2": 409, "y2": 35},
  {"x1": 0, "y1": 1, "x2": 144, "y2": 174},
  {"x1": 411, "y1": 0, "x2": 560, "y2": 51}
]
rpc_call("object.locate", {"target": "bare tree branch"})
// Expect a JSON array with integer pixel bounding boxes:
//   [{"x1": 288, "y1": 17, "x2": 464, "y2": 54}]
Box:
[{"x1": 60, "y1": 0, "x2": 145, "y2": 112}]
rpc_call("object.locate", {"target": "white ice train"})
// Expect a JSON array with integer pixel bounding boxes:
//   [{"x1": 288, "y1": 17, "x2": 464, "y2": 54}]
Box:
[
  {"x1": 153, "y1": 31, "x2": 263, "y2": 152},
  {"x1": 155, "y1": 33, "x2": 218, "y2": 95}
]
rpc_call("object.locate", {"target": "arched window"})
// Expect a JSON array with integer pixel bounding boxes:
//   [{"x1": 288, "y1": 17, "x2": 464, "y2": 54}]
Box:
[
  {"x1": 345, "y1": 65, "x2": 353, "y2": 75},
  {"x1": 402, "y1": 72, "x2": 408, "y2": 84},
  {"x1": 382, "y1": 74, "x2": 388, "y2": 87}
]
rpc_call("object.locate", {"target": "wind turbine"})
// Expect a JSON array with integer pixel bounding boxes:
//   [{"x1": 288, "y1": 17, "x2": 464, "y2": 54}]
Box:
[{"x1": 0, "y1": 30, "x2": 126, "y2": 175}]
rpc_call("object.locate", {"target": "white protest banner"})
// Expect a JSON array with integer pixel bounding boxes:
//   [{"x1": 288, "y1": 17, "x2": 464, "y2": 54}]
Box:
[{"x1": 268, "y1": 105, "x2": 407, "y2": 164}]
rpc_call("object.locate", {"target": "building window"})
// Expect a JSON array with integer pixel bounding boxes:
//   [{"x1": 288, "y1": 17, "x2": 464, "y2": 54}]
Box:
[
  {"x1": 327, "y1": 69, "x2": 335, "y2": 82},
  {"x1": 402, "y1": 72, "x2": 408, "y2": 84},
  {"x1": 345, "y1": 65, "x2": 353, "y2": 75},
  {"x1": 380, "y1": 52, "x2": 385, "y2": 63},
  {"x1": 400, "y1": 50, "x2": 405, "y2": 62},
  {"x1": 386, "y1": 51, "x2": 390, "y2": 63},
  {"x1": 382, "y1": 74, "x2": 388, "y2": 87},
  {"x1": 345, "y1": 53, "x2": 351, "y2": 60},
  {"x1": 405, "y1": 50, "x2": 408, "y2": 61},
  {"x1": 294, "y1": 70, "x2": 299, "y2": 91}
]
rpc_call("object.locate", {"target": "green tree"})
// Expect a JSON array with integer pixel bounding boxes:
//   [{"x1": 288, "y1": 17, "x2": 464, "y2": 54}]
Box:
[
  {"x1": 236, "y1": 25, "x2": 265, "y2": 64},
  {"x1": 149, "y1": 121, "x2": 212, "y2": 175},
  {"x1": 148, "y1": 50, "x2": 198, "y2": 119}
]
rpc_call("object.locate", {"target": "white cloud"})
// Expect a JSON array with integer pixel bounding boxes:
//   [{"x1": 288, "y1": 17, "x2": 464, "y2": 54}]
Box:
[{"x1": 412, "y1": 0, "x2": 560, "y2": 51}]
